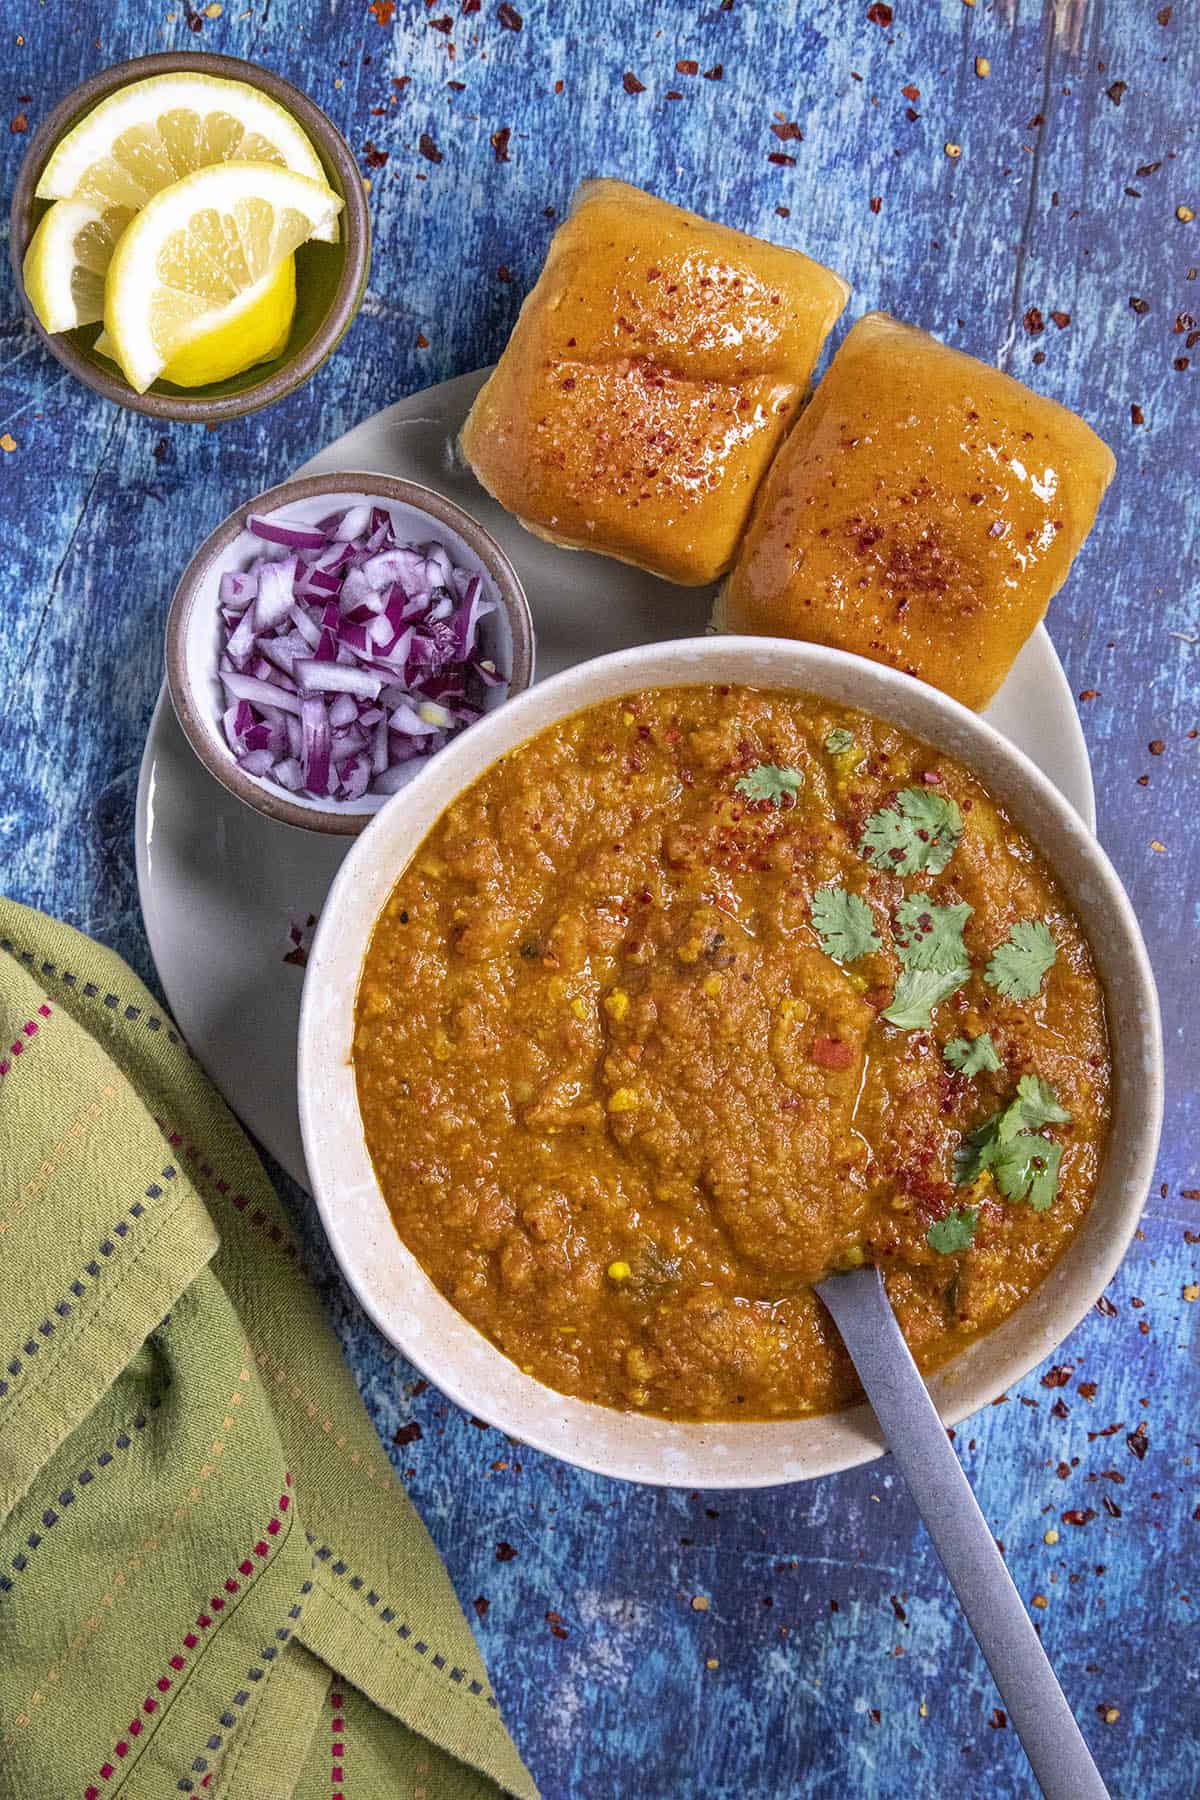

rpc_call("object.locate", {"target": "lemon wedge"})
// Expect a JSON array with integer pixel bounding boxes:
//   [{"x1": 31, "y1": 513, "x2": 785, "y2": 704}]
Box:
[
  {"x1": 103, "y1": 161, "x2": 341, "y2": 392},
  {"x1": 36, "y1": 70, "x2": 338, "y2": 253},
  {"x1": 96, "y1": 253, "x2": 297, "y2": 387},
  {"x1": 22, "y1": 197, "x2": 114, "y2": 332}
]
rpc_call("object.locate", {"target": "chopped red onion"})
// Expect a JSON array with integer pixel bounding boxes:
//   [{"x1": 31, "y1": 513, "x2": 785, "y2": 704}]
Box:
[{"x1": 215, "y1": 503, "x2": 508, "y2": 804}]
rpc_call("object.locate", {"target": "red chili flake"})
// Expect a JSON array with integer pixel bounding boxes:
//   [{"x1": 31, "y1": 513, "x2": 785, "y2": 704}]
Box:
[
  {"x1": 905, "y1": 106, "x2": 920, "y2": 122},
  {"x1": 676, "y1": 58, "x2": 699, "y2": 75},
  {"x1": 1174, "y1": 356, "x2": 1190, "y2": 371},
  {"x1": 1126, "y1": 1420, "x2": 1149, "y2": 1461},
  {"x1": 1033, "y1": 350, "x2": 1047, "y2": 365},
  {"x1": 869, "y1": 1708, "x2": 882, "y2": 1725},
  {"x1": 1050, "y1": 310, "x2": 1071, "y2": 329},
  {"x1": 1105, "y1": 80, "x2": 1128, "y2": 105},
  {"x1": 1129, "y1": 295, "x2": 1150, "y2": 315},
  {"x1": 369, "y1": 0, "x2": 395, "y2": 22},
  {"x1": 1041, "y1": 1364, "x2": 1074, "y2": 1388},
  {"x1": 623, "y1": 71, "x2": 646, "y2": 94},
  {"x1": 772, "y1": 121, "x2": 803, "y2": 141},
  {"x1": 889, "y1": 1595, "x2": 907, "y2": 1623},
  {"x1": 497, "y1": 1, "x2": 522, "y2": 27},
  {"x1": 497, "y1": 264, "x2": 513, "y2": 282},
  {"x1": 1148, "y1": 739, "x2": 1165, "y2": 755},
  {"x1": 867, "y1": 1, "x2": 894, "y2": 23},
  {"x1": 1056, "y1": 1461, "x2": 1072, "y2": 1479},
  {"x1": 152, "y1": 437, "x2": 169, "y2": 463},
  {"x1": 362, "y1": 141, "x2": 389, "y2": 168},
  {"x1": 545, "y1": 1609, "x2": 569, "y2": 1639},
  {"x1": 1023, "y1": 307, "x2": 1045, "y2": 335},
  {"x1": 990, "y1": 1709, "x2": 1008, "y2": 1729},
  {"x1": 1158, "y1": 4, "x2": 1172, "y2": 19},
  {"x1": 1102, "y1": 1494, "x2": 1122, "y2": 1518},
  {"x1": 901, "y1": 83, "x2": 920, "y2": 101},
  {"x1": 491, "y1": 126, "x2": 511, "y2": 161},
  {"x1": 1130, "y1": 402, "x2": 1145, "y2": 425},
  {"x1": 10, "y1": 114, "x2": 27, "y2": 134},
  {"x1": 776, "y1": 205, "x2": 791, "y2": 217},
  {"x1": 1137, "y1": 161, "x2": 1162, "y2": 176},
  {"x1": 869, "y1": 195, "x2": 882, "y2": 214},
  {"x1": 1095, "y1": 1294, "x2": 1118, "y2": 1315},
  {"x1": 1050, "y1": 1398, "x2": 1070, "y2": 1420},
  {"x1": 184, "y1": 2, "x2": 204, "y2": 28},
  {"x1": 392, "y1": 74, "x2": 411, "y2": 90},
  {"x1": 416, "y1": 332, "x2": 430, "y2": 348},
  {"x1": 702, "y1": 64, "x2": 724, "y2": 80},
  {"x1": 418, "y1": 132, "x2": 443, "y2": 163},
  {"x1": 495, "y1": 1541, "x2": 518, "y2": 1561},
  {"x1": 768, "y1": 152, "x2": 797, "y2": 166},
  {"x1": 1077, "y1": 1381, "x2": 1098, "y2": 1400},
  {"x1": 1062, "y1": 1508, "x2": 1097, "y2": 1527},
  {"x1": 429, "y1": 13, "x2": 453, "y2": 30},
  {"x1": 474, "y1": 1595, "x2": 490, "y2": 1618},
  {"x1": 393, "y1": 1420, "x2": 422, "y2": 1445},
  {"x1": 666, "y1": 90, "x2": 684, "y2": 100}
]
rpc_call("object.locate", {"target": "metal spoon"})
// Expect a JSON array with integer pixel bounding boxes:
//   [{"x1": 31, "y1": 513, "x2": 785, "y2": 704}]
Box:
[{"x1": 816, "y1": 1264, "x2": 1109, "y2": 1800}]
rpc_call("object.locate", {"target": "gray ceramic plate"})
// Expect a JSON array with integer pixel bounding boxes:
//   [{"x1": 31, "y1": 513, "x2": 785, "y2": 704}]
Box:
[{"x1": 136, "y1": 367, "x2": 1097, "y2": 1190}]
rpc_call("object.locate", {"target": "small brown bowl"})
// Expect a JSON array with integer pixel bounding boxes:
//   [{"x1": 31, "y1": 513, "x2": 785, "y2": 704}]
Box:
[
  {"x1": 9, "y1": 51, "x2": 370, "y2": 422},
  {"x1": 166, "y1": 472, "x2": 535, "y2": 835}
]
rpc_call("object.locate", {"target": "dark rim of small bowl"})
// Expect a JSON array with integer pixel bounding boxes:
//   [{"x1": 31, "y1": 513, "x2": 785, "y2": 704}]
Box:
[
  {"x1": 9, "y1": 50, "x2": 371, "y2": 422},
  {"x1": 166, "y1": 471, "x2": 536, "y2": 836}
]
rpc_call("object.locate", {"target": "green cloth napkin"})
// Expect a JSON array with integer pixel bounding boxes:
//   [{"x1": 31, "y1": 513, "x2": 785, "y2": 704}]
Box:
[{"x1": 0, "y1": 899, "x2": 536, "y2": 1800}]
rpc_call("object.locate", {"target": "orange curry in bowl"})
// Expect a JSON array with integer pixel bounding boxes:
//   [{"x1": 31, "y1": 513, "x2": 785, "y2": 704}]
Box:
[{"x1": 352, "y1": 685, "x2": 1110, "y2": 1422}]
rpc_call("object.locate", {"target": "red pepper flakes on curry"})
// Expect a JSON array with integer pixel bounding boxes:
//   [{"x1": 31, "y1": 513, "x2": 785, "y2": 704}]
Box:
[{"x1": 353, "y1": 685, "x2": 1111, "y2": 1421}]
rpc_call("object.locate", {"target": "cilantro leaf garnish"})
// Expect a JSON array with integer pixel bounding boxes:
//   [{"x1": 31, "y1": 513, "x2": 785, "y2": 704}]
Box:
[
  {"x1": 735, "y1": 763, "x2": 804, "y2": 806},
  {"x1": 944, "y1": 1032, "x2": 1003, "y2": 1076},
  {"x1": 927, "y1": 1206, "x2": 978, "y2": 1255},
  {"x1": 882, "y1": 964, "x2": 969, "y2": 1030},
  {"x1": 997, "y1": 1073, "x2": 1072, "y2": 1142},
  {"x1": 952, "y1": 1076, "x2": 1071, "y2": 1209},
  {"x1": 860, "y1": 787, "x2": 963, "y2": 877},
  {"x1": 895, "y1": 893, "x2": 973, "y2": 972},
  {"x1": 990, "y1": 1136, "x2": 1064, "y2": 1211},
  {"x1": 811, "y1": 886, "x2": 881, "y2": 963},
  {"x1": 824, "y1": 727, "x2": 855, "y2": 755},
  {"x1": 985, "y1": 919, "x2": 1057, "y2": 1001}
]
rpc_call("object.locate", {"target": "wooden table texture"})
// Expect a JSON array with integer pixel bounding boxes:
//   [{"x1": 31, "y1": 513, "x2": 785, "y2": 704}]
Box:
[{"x1": 0, "y1": 3, "x2": 1196, "y2": 1796}]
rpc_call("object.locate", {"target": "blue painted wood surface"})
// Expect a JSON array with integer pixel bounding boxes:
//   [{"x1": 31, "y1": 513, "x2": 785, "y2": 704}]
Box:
[{"x1": 1, "y1": 3, "x2": 1197, "y2": 1795}]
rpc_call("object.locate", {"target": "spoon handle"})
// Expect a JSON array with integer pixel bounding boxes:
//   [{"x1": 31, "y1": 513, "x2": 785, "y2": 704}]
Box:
[{"x1": 817, "y1": 1265, "x2": 1109, "y2": 1800}]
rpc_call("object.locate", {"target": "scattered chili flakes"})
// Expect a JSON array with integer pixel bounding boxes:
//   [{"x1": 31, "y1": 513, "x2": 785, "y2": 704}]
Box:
[
  {"x1": 1157, "y1": 4, "x2": 1171, "y2": 19},
  {"x1": 495, "y1": 1541, "x2": 518, "y2": 1561},
  {"x1": 1050, "y1": 309, "x2": 1071, "y2": 328},
  {"x1": 369, "y1": 0, "x2": 395, "y2": 22},
  {"x1": 867, "y1": 1, "x2": 894, "y2": 23},
  {"x1": 418, "y1": 131, "x2": 443, "y2": 163},
  {"x1": 429, "y1": 13, "x2": 453, "y2": 30},
  {"x1": 1041, "y1": 1363, "x2": 1074, "y2": 1388},
  {"x1": 1061, "y1": 1508, "x2": 1097, "y2": 1527},
  {"x1": 1137, "y1": 161, "x2": 1162, "y2": 177},
  {"x1": 1023, "y1": 307, "x2": 1045, "y2": 335},
  {"x1": 869, "y1": 195, "x2": 882, "y2": 214},
  {"x1": 1105, "y1": 80, "x2": 1127, "y2": 105},
  {"x1": 362, "y1": 140, "x2": 389, "y2": 168},
  {"x1": 1126, "y1": 1420, "x2": 1149, "y2": 1460},
  {"x1": 1078, "y1": 688, "x2": 1101, "y2": 701},
  {"x1": 622, "y1": 71, "x2": 645, "y2": 95},
  {"x1": 1129, "y1": 295, "x2": 1151, "y2": 315},
  {"x1": 497, "y1": 2, "x2": 523, "y2": 28},
  {"x1": 491, "y1": 126, "x2": 511, "y2": 161},
  {"x1": 1050, "y1": 1398, "x2": 1070, "y2": 1420},
  {"x1": 989, "y1": 1708, "x2": 1007, "y2": 1728},
  {"x1": 772, "y1": 120, "x2": 803, "y2": 141},
  {"x1": 1095, "y1": 1292, "x2": 1118, "y2": 1314},
  {"x1": 1130, "y1": 402, "x2": 1145, "y2": 425},
  {"x1": 416, "y1": 332, "x2": 429, "y2": 348},
  {"x1": 545, "y1": 1609, "x2": 569, "y2": 1639},
  {"x1": 676, "y1": 58, "x2": 699, "y2": 75},
  {"x1": 902, "y1": 83, "x2": 919, "y2": 101},
  {"x1": 1148, "y1": 739, "x2": 1165, "y2": 755},
  {"x1": 393, "y1": 1420, "x2": 422, "y2": 1445},
  {"x1": 10, "y1": 113, "x2": 27, "y2": 134},
  {"x1": 474, "y1": 1595, "x2": 490, "y2": 1619},
  {"x1": 769, "y1": 152, "x2": 797, "y2": 166},
  {"x1": 1077, "y1": 1381, "x2": 1098, "y2": 1401},
  {"x1": 702, "y1": 64, "x2": 724, "y2": 80}
]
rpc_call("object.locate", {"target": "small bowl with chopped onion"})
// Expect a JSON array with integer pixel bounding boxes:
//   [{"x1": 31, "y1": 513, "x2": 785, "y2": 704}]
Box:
[{"x1": 165, "y1": 471, "x2": 534, "y2": 833}]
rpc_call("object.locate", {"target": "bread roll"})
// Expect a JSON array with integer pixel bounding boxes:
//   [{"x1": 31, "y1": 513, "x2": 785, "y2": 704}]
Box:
[
  {"x1": 717, "y1": 312, "x2": 1116, "y2": 710},
  {"x1": 460, "y1": 179, "x2": 849, "y2": 587}
]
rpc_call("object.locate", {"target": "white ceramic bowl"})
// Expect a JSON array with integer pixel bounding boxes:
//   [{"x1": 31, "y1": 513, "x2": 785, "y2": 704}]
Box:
[
  {"x1": 298, "y1": 637, "x2": 1162, "y2": 1487},
  {"x1": 166, "y1": 471, "x2": 534, "y2": 835}
]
